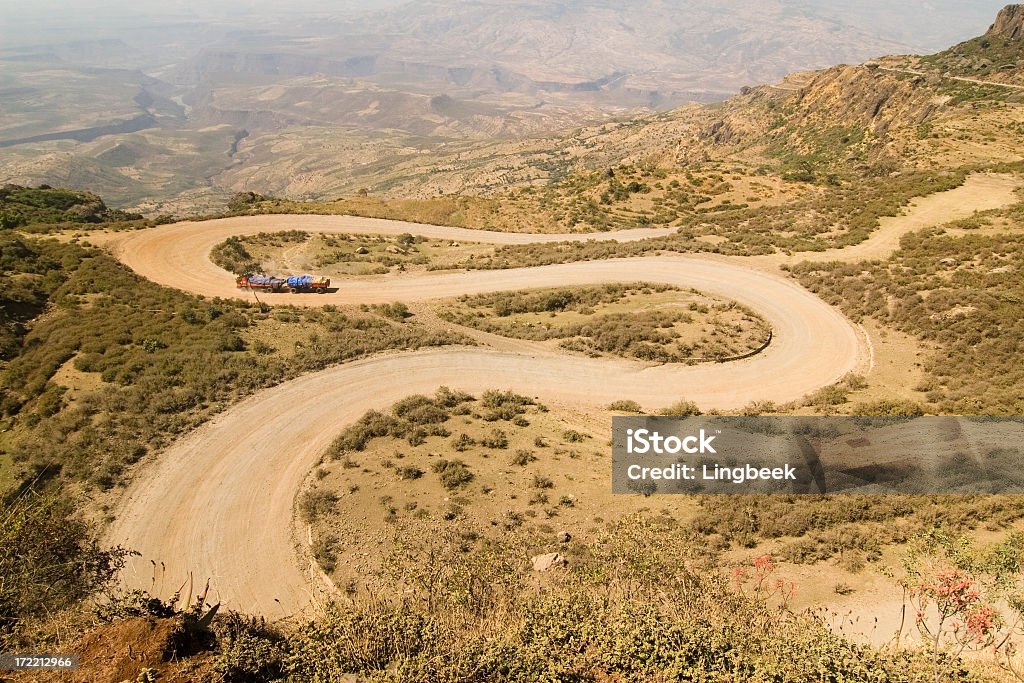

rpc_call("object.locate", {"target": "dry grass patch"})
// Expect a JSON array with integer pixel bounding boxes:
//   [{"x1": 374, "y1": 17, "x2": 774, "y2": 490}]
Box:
[
  {"x1": 302, "y1": 389, "x2": 695, "y2": 589},
  {"x1": 438, "y1": 283, "x2": 770, "y2": 364},
  {"x1": 212, "y1": 231, "x2": 494, "y2": 278}
]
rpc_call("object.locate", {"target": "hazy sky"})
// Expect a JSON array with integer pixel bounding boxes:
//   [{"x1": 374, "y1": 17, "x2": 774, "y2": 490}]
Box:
[
  {"x1": 0, "y1": 0, "x2": 1010, "y2": 54},
  {"x1": 0, "y1": 0, "x2": 1008, "y2": 24},
  {"x1": 0, "y1": 0, "x2": 396, "y2": 20},
  {"x1": 0, "y1": 2, "x2": 370, "y2": 55}
]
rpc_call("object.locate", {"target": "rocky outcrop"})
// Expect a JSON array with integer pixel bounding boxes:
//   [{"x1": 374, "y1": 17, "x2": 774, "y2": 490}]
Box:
[
  {"x1": 988, "y1": 5, "x2": 1024, "y2": 41},
  {"x1": 699, "y1": 119, "x2": 741, "y2": 145},
  {"x1": 531, "y1": 553, "x2": 567, "y2": 571},
  {"x1": 790, "y1": 66, "x2": 940, "y2": 132}
]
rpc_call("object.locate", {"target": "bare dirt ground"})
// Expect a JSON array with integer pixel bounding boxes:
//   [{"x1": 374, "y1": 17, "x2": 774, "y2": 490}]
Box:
[{"x1": 102, "y1": 173, "x2": 1020, "y2": 618}]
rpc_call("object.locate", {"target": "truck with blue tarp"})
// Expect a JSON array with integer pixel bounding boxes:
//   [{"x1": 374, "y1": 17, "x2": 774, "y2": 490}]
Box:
[{"x1": 236, "y1": 274, "x2": 331, "y2": 293}]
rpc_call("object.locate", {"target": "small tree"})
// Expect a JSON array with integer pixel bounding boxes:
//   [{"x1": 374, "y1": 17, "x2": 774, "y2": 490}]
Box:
[{"x1": 0, "y1": 210, "x2": 24, "y2": 229}]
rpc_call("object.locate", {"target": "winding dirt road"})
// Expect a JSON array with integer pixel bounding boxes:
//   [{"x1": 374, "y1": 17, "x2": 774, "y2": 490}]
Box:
[{"x1": 103, "y1": 173, "x2": 1019, "y2": 616}]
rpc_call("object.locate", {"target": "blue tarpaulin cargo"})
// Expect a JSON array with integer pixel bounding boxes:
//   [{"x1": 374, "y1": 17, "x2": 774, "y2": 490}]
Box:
[{"x1": 286, "y1": 275, "x2": 314, "y2": 287}]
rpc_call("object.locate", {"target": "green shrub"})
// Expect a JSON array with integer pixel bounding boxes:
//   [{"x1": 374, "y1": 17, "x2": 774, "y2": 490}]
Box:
[
  {"x1": 479, "y1": 390, "x2": 534, "y2": 421},
  {"x1": 608, "y1": 400, "x2": 644, "y2": 413},
  {"x1": 298, "y1": 489, "x2": 338, "y2": 523},
  {"x1": 532, "y1": 474, "x2": 554, "y2": 489},
  {"x1": 562, "y1": 430, "x2": 588, "y2": 443},
  {"x1": 657, "y1": 400, "x2": 702, "y2": 416},
  {"x1": 803, "y1": 384, "x2": 849, "y2": 409},
  {"x1": 852, "y1": 399, "x2": 926, "y2": 417},
  {"x1": 0, "y1": 489, "x2": 128, "y2": 647},
  {"x1": 372, "y1": 303, "x2": 412, "y2": 321},
  {"x1": 213, "y1": 613, "x2": 287, "y2": 682},
  {"x1": 396, "y1": 466, "x2": 423, "y2": 480},
  {"x1": 311, "y1": 534, "x2": 339, "y2": 573},
  {"x1": 480, "y1": 429, "x2": 509, "y2": 449},
  {"x1": 511, "y1": 450, "x2": 536, "y2": 466},
  {"x1": 392, "y1": 395, "x2": 449, "y2": 424},
  {"x1": 432, "y1": 459, "x2": 474, "y2": 489},
  {"x1": 210, "y1": 236, "x2": 259, "y2": 276},
  {"x1": 332, "y1": 412, "x2": 407, "y2": 452},
  {"x1": 434, "y1": 386, "x2": 474, "y2": 408}
]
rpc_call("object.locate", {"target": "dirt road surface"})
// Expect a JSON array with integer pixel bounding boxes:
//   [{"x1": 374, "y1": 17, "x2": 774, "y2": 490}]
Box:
[
  {"x1": 93, "y1": 217, "x2": 676, "y2": 301},
  {"x1": 95, "y1": 174, "x2": 1019, "y2": 295},
  {"x1": 107, "y1": 257, "x2": 864, "y2": 614},
  {"x1": 103, "y1": 173, "x2": 1019, "y2": 617}
]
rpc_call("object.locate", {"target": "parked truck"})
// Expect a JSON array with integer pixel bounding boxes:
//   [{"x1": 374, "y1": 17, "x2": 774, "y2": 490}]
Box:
[{"x1": 236, "y1": 274, "x2": 331, "y2": 293}]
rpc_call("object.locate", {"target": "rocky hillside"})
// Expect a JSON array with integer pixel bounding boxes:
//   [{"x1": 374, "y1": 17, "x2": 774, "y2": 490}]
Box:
[
  {"x1": 345, "y1": 5, "x2": 1024, "y2": 198},
  {"x1": 287, "y1": 44, "x2": 1018, "y2": 200},
  {"x1": 914, "y1": 3, "x2": 1024, "y2": 85},
  {"x1": 991, "y1": 3, "x2": 1024, "y2": 39}
]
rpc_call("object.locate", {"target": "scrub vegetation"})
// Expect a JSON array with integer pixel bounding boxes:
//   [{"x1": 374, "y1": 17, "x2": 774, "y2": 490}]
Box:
[
  {"x1": 309, "y1": 389, "x2": 606, "y2": 584},
  {"x1": 693, "y1": 493, "x2": 1024, "y2": 569},
  {"x1": 466, "y1": 170, "x2": 984, "y2": 269},
  {"x1": 0, "y1": 232, "x2": 466, "y2": 492},
  {"x1": 290, "y1": 392, "x2": 1024, "y2": 681},
  {"x1": 217, "y1": 168, "x2": 983, "y2": 276},
  {"x1": 439, "y1": 283, "x2": 770, "y2": 363},
  {"x1": 15, "y1": 517, "x2": 989, "y2": 682},
  {"x1": 270, "y1": 520, "x2": 977, "y2": 682},
  {"x1": 211, "y1": 230, "x2": 493, "y2": 277},
  {"x1": 210, "y1": 163, "x2": 792, "y2": 235},
  {"x1": 0, "y1": 184, "x2": 156, "y2": 232},
  {"x1": 792, "y1": 210, "x2": 1024, "y2": 415},
  {"x1": 0, "y1": 488, "x2": 128, "y2": 649}
]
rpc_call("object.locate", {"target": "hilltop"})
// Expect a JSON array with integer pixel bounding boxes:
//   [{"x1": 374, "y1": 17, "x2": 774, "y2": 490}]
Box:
[
  {"x1": 912, "y1": 3, "x2": 1024, "y2": 85},
  {"x1": 0, "y1": 185, "x2": 142, "y2": 230}
]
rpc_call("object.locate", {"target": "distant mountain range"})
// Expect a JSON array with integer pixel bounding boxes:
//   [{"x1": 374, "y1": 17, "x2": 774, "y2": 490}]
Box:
[{"x1": 0, "y1": 0, "x2": 1015, "y2": 211}]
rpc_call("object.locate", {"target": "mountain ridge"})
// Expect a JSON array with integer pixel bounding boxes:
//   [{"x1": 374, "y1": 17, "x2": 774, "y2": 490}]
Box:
[
  {"x1": 989, "y1": 3, "x2": 1024, "y2": 40},
  {"x1": 1, "y1": 3, "x2": 1022, "y2": 213}
]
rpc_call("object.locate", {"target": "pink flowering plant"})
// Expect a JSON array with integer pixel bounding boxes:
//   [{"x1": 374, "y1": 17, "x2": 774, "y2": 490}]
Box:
[
  {"x1": 733, "y1": 553, "x2": 797, "y2": 613},
  {"x1": 901, "y1": 530, "x2": 1024, "y2": 680}
]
